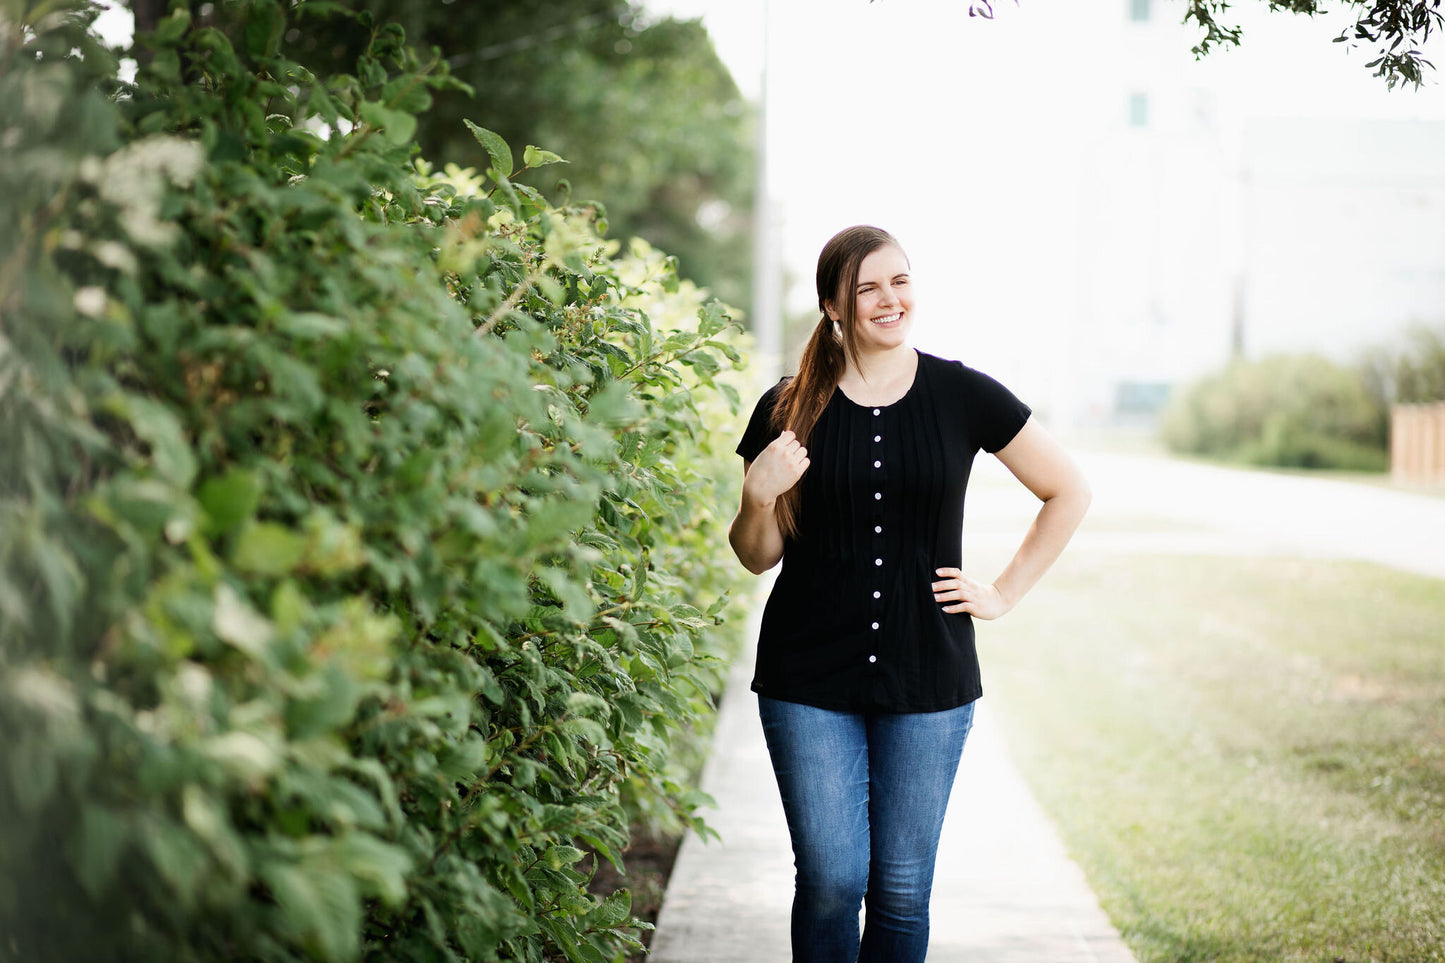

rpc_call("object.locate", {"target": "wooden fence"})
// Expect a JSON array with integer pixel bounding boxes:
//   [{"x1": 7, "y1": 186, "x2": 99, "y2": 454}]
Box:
[{"x1": 1391, "y1": 402, "x2": 1445, "y2": 486}]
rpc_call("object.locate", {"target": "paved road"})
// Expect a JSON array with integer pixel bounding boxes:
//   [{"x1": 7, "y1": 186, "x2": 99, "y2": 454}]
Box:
[
  {"x1": 650, "y1": 452, "x2": 1443, "y2": 962},
  {"x1": 980, "y1": 451, "x2": 1445, "y2": 581}
]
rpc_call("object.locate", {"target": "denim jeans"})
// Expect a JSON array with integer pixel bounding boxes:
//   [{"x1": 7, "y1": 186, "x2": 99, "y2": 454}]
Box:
[{"x1": 758, "y1": 696, "x2": 976, "y2": 963}]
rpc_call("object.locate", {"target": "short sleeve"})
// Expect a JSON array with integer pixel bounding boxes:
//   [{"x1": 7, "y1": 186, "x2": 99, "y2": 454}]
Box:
[
  {"x1": 736, "y1": 379, "x2": 789, "y2": 463},
  {"x1": 958, "y1": 363, "x2": 1031, "y2": 453}
]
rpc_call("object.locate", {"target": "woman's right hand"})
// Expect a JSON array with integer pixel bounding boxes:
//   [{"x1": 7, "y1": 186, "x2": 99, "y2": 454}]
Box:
[{"x1": 742, "y1": 430, "x2": 810, "y2": 507}]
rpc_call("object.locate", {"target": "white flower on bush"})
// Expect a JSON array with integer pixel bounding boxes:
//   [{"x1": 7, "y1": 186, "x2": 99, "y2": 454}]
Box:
[
  {"x1": 79, "y1": 135, "x2": 205, "y2": 247},
  {"x1": 73, "y1": 286, "x2": 107, "y2": 317}
]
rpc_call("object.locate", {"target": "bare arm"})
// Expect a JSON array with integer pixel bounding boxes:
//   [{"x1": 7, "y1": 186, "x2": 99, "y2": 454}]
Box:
[
  {"x1": 931, "y1": 417, "x2": 1091, "y2": 619},
  {"x1": 728, "y1": 430, "x2": 810, "y2": 575}
]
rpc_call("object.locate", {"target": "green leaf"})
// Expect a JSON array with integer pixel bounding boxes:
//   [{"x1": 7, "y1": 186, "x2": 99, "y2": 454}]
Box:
[
  {"x1": 300, "y1": 509, "x2": 366, "y2": 576},
  {"x1": 359, "y1": 101, "x2": 417, "y2": 146},
  {"x1": 276, "y1": 312, "x2": 347, "y2": 341},
  {"x1": 232, "y1": 522, "x2": 306, "y2": 576},
  {"x1": 523, "y1": 145, "x2": 567, "y2": 169},
  {"x1": 335, "y1": 833, "x2": 411, "y2": 907},
  {"x1": 587, "y1": 889, "x2": 631, "y2": 929},
  {"x1": 411, "y1": 690, "x2": 473, "y2": 737},
  {"x1": 464, "y1": 120, "x2": 513, "y2": 178},
  {"x1": 74, "y1": 804, "x2": 129, "y2": 899},
  {"x1": 5, "y1": 733, "x2": 57, "y2": 814},
  {"x1": 475, "y1": 664, "x2": 505, "y2": 705},
  {"x1": 153, "y1": 7, "x2": 192, "y2": 44},
  {"x1": 543, "y1": 845, "x2": 586, "y2": 869},
  {"x1": 212, "y1": 583, "x2": 275, "y2": 656},
  {"x1": 201, "y1": 730, "x2": 282, "y2": 784},
  {"x1": 284, "y1": 664, "x2": 361, "y2": 738},
  {"x1": 139, "y1": 815, "x2": 208, "y2": 905},
  {"x1": 27, "y1": 535, "x2": 80, "y2": 641},
  {"x1": 259, "y1": 858, "x2": 361, "y2": 961},
  {"x1": 0, "y1": 567, "x2": 29, "y2": 627},
  {"x1": 705, "y1": 593, "x2": 730, "y2": 618},
  {"x1": 437, "y1": 733, "x2": 487, "y2": 781},
  {"x1": 112, "y1": 394, "x2": 197, "y2": 488},
  {"x1": 381, "y1": 75, "x2": 432, "y2": 114},
  {"x1": 181, "y1": 785, "x2": 247, "y2": 878},
  {"x1": 244, "y1": 0, "x2": 283, "y2": 58},
  {"x1": 197, "y1": 468, "x2": 263, "y2": 535}
]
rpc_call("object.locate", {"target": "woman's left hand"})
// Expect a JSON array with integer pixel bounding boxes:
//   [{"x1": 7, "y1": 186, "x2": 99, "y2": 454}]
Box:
[{"x1": 932, "y1": 568, "x2": 1010, "y2": 620}]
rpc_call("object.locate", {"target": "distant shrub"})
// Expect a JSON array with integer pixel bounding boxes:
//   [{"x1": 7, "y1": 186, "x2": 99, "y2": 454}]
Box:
[
  {"x1": 1160, "y1": 354, "x2": 1388, "y2": 471},
  {"x1": 0, "y1": 3, "x2": 749, "y2": 961},
  {"x1": 1392, "y1": 324, "x2": 1445, "y2": 404}
]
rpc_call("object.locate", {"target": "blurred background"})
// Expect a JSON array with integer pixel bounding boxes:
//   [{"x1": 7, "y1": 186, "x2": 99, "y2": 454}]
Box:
[
  {"x1": 96, "y1": 0, "x2": 1445, "y2": 453},
  {"x1": 651, "y1": 0, "x2": 1445, "y2": 446}
]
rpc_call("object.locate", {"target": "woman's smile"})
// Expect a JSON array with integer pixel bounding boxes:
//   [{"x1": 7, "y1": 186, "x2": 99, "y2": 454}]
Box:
[{"x1": 843, "y1": 244, "x2": 915, "y2": 351}]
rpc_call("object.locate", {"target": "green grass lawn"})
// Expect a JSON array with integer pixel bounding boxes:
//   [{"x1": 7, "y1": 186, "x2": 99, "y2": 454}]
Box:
[{"x1": 983, "y1": 553, "x2": 1445, "y2": 963}]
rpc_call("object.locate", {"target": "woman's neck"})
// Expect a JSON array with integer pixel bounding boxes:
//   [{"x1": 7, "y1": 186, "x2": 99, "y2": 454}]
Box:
[
  {"x1": 838, "y1": 346, "x2": 918, "y2": 405},
  {"x1": 849, "y1": 344, "x2": 915, "y2": 383}
]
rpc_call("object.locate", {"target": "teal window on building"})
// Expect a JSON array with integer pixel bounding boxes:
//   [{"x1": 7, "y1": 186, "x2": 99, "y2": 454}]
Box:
[{"x1": 1129, "y1": 92, "x2": 1149, "y2": 128}]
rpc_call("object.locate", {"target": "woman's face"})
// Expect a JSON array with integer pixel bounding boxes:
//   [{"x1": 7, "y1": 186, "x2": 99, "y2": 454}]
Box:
[{"x1": 830, "y1": 244, "x2": 913, "y2": 354}]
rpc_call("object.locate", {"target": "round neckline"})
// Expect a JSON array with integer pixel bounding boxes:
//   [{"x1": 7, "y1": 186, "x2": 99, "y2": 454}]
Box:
[{"x1": 834, "y1": 349, "x2": 921, "y2": 410}]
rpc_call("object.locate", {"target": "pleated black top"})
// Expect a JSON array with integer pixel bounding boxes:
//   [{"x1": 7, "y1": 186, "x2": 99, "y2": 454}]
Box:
[{"x1": 735, "y1": 350, "x2": 1032, "y2": 713}]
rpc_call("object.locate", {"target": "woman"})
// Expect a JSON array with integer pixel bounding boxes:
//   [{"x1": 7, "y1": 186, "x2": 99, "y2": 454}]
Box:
[{"x1": 729, "y1": 225, "x2": 1091, "y2": 962}]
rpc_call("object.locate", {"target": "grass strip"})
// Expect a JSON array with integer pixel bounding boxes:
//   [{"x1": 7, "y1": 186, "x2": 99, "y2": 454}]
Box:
[{"x1": 984, "y1": 553, "x2": 1445, "y2": 963}]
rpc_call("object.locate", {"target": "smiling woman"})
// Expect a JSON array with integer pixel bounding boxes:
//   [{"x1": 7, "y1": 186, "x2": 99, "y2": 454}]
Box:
[
  {"x1": 725, "y1": 225, "x2": 1093, "y2": 962},
  {"x1": 837, "y1": 244, "x2": 914, "y2": 361}
]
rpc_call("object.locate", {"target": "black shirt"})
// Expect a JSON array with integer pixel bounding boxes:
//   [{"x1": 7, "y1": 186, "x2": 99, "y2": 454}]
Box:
[{"x1": 735, "y1": 350, "x2": 1031, "y2": 713}]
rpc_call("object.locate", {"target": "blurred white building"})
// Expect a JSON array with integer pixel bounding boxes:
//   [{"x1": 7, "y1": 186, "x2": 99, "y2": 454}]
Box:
[
  {"x1": 646, "y1": 0, "x2": 1445, "y2": 430},
  {"x1": 1069, "y1": 0, "x2": 1445, "y2": 428}
]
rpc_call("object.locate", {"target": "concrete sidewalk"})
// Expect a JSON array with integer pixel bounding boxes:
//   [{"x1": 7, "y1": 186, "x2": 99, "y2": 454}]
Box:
[{"x1": 649, "y1": 600, "x2": 1138, "y2": 963}]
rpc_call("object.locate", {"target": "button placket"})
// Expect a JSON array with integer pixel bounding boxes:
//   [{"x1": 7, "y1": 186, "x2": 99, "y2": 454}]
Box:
[{"x1": 868, "y1": 406, "x2": 885, "y2": 667}]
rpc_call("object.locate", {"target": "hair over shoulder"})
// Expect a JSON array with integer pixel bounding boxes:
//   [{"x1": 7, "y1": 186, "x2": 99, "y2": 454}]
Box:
[{"x1": 770, "y1": 225, "x2": 904, "y2": 540}]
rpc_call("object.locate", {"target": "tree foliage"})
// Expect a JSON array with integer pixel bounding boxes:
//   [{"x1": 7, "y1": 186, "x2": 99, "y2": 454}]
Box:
[
  {"x1": 1359, "y1": 322, "x2": 1445, "y2": 415},
  {"x1": 246, "y1": 0, "x2": 756, "y2": 314},
  {"x1": 1183, "y1": 0, "x2": 1445, "y2": 88},
  {"x1": 0, "y1": 1, "x2": 751, "y2": 959},
  {"x1": 1387, "y1": 324, "x2": 1445, "y2": 403}
]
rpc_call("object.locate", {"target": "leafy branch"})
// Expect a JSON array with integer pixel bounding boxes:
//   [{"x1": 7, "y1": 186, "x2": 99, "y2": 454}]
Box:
[{"x1": 1183, "y1": 0, "x2": 1443, "y2": 88}]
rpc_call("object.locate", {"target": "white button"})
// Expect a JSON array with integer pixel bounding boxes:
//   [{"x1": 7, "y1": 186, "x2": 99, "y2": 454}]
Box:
[
  {"x1": 872, "y1": 408, "x2": 881, "y2": 416},
  {"x1": 873, "y1": 590, "x2": 881, "y2": 599},
  {"x1": 871, "y1": 621, "x2": 880, "y2": 630},
  {"x1": 875, "y1": 558, "x2": 883, "y2": 566},
  {"x1": 874, "y1": 525, "x2": 882, "y2": 533},
  {"x1": 874, "y1": 492, "x2": 881, "y2": 500},
  {"x1": 873, "y1": 460, "x2": 882, "y2": 468},
  {"x1": 874, "y1": 435, "x2": 881, "y2": 442},
  {"x1": 868, "y1": 655, "x2": 877, "y2": 663}
]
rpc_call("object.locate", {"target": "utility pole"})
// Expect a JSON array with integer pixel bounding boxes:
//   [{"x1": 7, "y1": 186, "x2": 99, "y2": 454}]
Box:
[{"x1": 749, "y1": 0, "x2": 783, "y2": 382}]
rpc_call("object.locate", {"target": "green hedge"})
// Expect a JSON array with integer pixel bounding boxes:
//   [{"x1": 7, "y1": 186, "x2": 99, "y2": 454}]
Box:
[
  {"x1": 1160, "y1": 354, "x2": 1388, "y2": 471},
  {"x1": 0, "y1": 3, "x2": 750, "y2": 960}
]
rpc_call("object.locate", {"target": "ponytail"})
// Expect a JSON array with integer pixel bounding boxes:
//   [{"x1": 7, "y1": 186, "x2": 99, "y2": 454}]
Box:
[
  {"x1": 768, "y1": 225, "x2": 901, "y2": 541},
  {"x1": 769, "y1": 317, "x2": 845, "y2": 539}
]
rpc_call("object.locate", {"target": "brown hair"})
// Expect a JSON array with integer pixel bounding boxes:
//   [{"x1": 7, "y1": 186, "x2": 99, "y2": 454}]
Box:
[{"x1": 769, "y1": 225, "x2": 904, "y2": 540}]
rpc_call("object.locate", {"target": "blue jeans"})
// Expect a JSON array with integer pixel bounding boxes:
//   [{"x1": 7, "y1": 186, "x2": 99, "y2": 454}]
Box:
[{"x1": 758, "y1": 696, "x2": 976, "y2": 963}]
